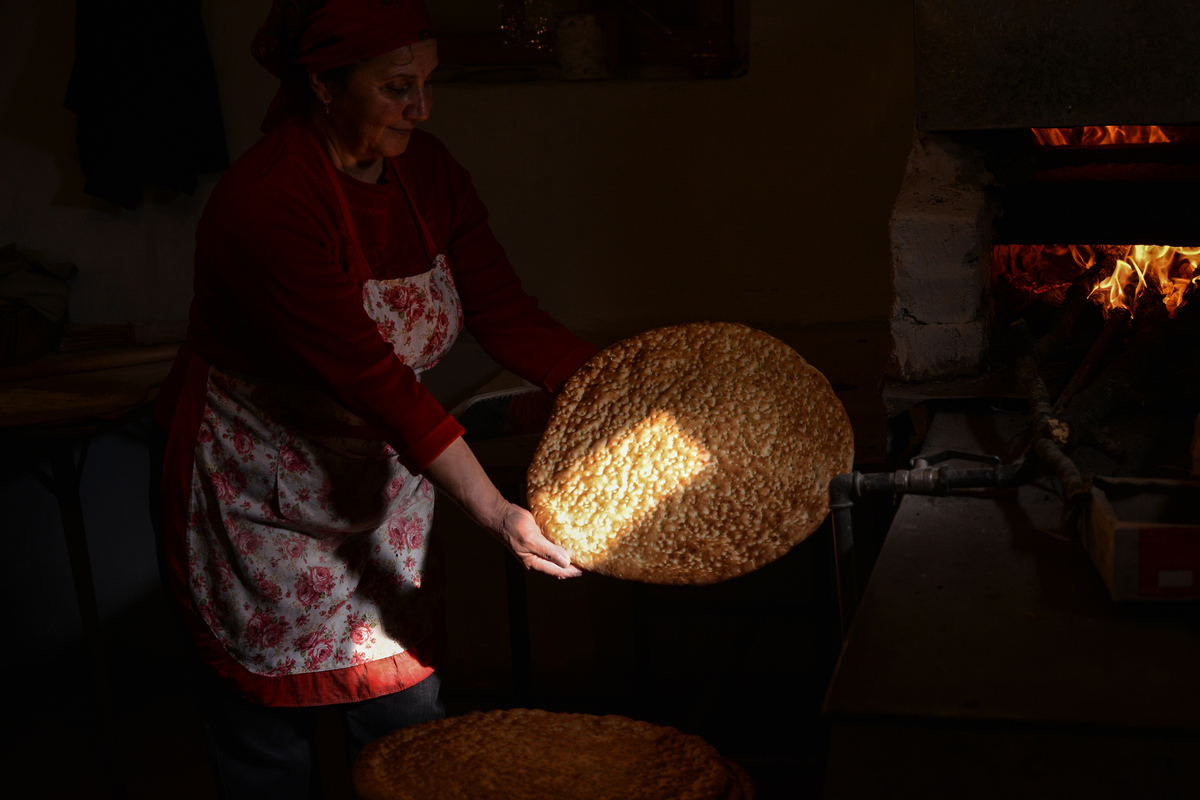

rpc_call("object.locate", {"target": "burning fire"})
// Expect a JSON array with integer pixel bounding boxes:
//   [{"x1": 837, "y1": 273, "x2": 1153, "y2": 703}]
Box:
[
  {"x1": 1032, "y1": 126, "x2": 1172, "y2": 146},
  {"x1": 1079, "y1": 245, "x2": 1200, "y2": 316}
]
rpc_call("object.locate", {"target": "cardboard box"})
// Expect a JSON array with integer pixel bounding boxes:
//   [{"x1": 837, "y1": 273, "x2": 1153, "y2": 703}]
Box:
[{"x1": 1083, "y1": 477, "x2": 1200, "y2": 600}]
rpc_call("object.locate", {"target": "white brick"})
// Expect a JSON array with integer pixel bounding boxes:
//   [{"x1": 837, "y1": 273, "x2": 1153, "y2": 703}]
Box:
[
  {"x1": 890, "y1": 131, "x2": 993, "y2": 326},
  {"x1": 890, "y1": 317, "x2": 989, "y2": 381}
]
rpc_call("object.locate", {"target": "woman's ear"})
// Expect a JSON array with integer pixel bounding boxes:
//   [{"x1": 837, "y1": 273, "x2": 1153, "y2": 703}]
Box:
[{"x1": 307, "y1": 71, "x2": 332, "y2": 106}]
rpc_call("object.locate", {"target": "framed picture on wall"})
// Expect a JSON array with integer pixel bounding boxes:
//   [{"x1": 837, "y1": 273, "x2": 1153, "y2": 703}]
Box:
[{"x1": 434, "y1": 0, "x2": 749, "y2": 79}]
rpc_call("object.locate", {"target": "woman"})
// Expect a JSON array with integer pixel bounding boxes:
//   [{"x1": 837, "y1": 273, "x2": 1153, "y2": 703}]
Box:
[{"x1": 151, "y1": 0, "x2": 594, "y2": 794}]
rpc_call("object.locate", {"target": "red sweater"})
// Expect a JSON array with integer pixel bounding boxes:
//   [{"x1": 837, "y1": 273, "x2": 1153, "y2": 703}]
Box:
[{"x1": 156, "y1": 116, "x2": 595, "y2": 472}]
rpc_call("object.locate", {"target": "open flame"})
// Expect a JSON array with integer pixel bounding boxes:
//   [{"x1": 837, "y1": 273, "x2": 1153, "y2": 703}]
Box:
[
  {"x1": 1079, "y1": 245, "x2": 1200, "y2": 316},
  {"x1": 1032, "y1": 126, "x2": 1173, "y2": 146}
]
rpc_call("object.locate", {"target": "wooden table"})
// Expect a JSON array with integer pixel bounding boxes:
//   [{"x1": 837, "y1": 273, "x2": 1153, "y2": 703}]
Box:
[{"x1": 0, "y1": 344, "x2": 179, "y2": 800}]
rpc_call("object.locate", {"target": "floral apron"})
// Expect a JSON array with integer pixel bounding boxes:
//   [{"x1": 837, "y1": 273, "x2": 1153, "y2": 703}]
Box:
[{"x1": 179, "y1": 138, "x2": 463, "y2": 693}]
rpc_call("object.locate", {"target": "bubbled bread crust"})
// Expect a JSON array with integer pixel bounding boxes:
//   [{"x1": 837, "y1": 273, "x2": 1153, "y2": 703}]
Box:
[
  {"x1": 527, "y1": 322, "x2": 854, "y2": 585},
  {"x1": 352, "y1": 708, "x2": 748, "y2": 800}
]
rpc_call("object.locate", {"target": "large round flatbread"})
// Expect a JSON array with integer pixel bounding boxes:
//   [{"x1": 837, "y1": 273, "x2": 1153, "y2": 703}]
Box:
[
  {"x1": 527, "y1": 322, "x2": 854, "y2": 585},
  {"x1": 353, "y1": 708, "x2": 754, "y2": 800}
]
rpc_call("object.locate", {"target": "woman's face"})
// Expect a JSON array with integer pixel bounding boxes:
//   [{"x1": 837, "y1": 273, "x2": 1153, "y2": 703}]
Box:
[{"x1": 314, "y1": 39, "x2": 438, "y2": 163}]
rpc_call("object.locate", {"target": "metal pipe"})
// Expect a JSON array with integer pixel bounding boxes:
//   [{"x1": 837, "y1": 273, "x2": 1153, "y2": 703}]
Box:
[
  {"x1": 945, "y1": 462, "x2": 1026, "y2": 489},
  {"x1": 829, "y1": 472, "x2": 858, "y2": 639},
  {"x1": 827, "y1": 458, "x2": 1028, "y2": 639}
]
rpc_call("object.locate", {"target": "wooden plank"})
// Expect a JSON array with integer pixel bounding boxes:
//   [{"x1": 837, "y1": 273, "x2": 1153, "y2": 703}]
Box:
[
  {"x1": 0, "y1": 343, "x2": 179, "y2": 383},
  {"x1": 0, "y1": 360, "x2": 173, "y2": 428}
]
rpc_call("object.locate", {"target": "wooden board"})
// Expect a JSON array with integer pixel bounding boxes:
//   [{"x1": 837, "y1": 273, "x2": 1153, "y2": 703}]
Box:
[{"x1": 0, "y1": 359, "x2": 174, "y2": 428}]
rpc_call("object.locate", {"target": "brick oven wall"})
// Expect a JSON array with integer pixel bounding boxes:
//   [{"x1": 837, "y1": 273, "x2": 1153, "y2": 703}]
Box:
[{"x1": 889, "y1": 131, "x2": 997, "y2": 381}]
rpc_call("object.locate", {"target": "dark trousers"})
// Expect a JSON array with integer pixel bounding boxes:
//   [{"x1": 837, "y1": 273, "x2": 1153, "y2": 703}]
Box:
[
  {"x1": 191, "y1": 663, "x2": 443, "y2": 799},
  {"x1": 148, "y1": 422, "x2": 444, "y2": 799}
]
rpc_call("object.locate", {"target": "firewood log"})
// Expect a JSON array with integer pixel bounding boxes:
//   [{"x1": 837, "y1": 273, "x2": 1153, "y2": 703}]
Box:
[
  {"x1": 1058, "y1": 295, "x2": 1172, "y2": 459},
  {"x1": 1034, "y1": 246, "x2": 1121, "y2": 365},
  {"x1": 1012, "y1": 319, "x2": 1091, "y2": 534}
]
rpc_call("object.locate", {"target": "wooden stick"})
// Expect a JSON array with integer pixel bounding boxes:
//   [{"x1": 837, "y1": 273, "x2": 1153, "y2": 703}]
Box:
[
  {"x1": 1060, "y1": 297, "x2": 1170, "y2": 459},
  {"x1": 1053, "y1": 307, "x2": 1130, "y2": 414},
  {"x1": 1012, "y1": 319, "x2": 1091, "y2": 532},
  {"x1": 1034, "y1": 247, "x2": 1118, "y2": 364},
  {"x1": 0, "y1": 343, "x2": 180, "y2": 382},
  {"x1": 59, "y1": 333, "x2": 129, "y2": 344},
  {"x1": 63, "y1": 324, "x2": 128, "y2": 331},
  {"x1": 58, "y1": 324, "x2": 136, "y2": 353}
]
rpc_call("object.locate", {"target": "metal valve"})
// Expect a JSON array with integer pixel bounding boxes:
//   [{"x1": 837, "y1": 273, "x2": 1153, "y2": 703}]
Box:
[{"x1": 828, "y1": 449, "x2": 1020, "y2": 637}]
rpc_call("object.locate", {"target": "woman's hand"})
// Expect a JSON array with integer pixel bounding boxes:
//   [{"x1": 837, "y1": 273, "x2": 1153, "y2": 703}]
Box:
[
  {"x1": 424, "y1": 437, "x2": 582, "y2": 579},
  {"x1": 495, "y1": 502, "x2": 582, "y2": 579}
]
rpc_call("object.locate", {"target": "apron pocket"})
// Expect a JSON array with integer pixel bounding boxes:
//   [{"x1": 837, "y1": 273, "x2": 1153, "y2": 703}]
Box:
[{"x1": 272, "y1": 433, "x2": 412, "y2": 536}]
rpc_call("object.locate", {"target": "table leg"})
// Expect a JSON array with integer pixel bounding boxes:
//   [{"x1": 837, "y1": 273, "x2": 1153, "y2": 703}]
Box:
[{"x1": 24, "y1": 440, "x2": 128, "y2": 799}]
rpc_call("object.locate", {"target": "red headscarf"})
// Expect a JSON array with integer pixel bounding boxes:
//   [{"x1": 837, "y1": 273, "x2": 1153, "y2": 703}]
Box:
[{"x1": 252, "y1": 0, "x2": 435, "y2": 132}]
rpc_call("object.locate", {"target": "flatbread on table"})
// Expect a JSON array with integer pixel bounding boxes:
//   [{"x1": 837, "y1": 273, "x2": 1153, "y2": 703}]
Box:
[
  {"x1": 527, "y1": 322, "x2": 854, "y2": 585},
  {"x1": 353, "y1": 708, "x2": 753, "y2": 800}
]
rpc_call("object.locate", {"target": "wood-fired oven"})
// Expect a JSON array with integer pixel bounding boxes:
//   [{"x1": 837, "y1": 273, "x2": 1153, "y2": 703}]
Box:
[
  {"x1": 883, "y1": 1, "x2": 1200, "y2": 501},
  {"x1": 822, "y1": 7, "x2": 1200, "y2": 795}
]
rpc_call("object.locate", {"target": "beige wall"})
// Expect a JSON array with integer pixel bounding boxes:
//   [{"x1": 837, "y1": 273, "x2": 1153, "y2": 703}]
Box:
[{"x1": 0, "y1": 0, "x2": 914, "y2": 328}]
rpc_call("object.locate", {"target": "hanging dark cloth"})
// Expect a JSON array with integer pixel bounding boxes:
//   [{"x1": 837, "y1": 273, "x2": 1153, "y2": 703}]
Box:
[{"x1": 65, "y1": 1, "x2": 230, "y2": 210}]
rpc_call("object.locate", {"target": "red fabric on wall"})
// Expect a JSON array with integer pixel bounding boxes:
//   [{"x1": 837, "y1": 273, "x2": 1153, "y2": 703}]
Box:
[{"x1": 66, "y1": 0, "x2": 229, "y2": 208}]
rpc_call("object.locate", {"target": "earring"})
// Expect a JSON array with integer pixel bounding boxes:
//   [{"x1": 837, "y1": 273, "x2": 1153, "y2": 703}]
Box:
[{"x1": 323, "y1": 100, "x2": 330, "y2": 114}]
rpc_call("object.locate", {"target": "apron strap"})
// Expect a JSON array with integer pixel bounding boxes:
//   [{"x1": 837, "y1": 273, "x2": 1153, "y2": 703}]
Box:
[
  {"x1": 390, "y1": 156, "x2": 440, "y2": 265},
  {"x1": 308, "y1": 126, "x2": 443, "y2": 283},
  {"x1": 310, "y1": 128, "x2": 373, "y2": 285}
]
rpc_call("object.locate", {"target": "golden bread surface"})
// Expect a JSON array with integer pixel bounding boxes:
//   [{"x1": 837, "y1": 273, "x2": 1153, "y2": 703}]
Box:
[
  {"x1": 352, "y1": 708, "x2": 746, "y2": 800},
  {"x1": 527, "y1": 322, "x2": 854, "y2": 585}
]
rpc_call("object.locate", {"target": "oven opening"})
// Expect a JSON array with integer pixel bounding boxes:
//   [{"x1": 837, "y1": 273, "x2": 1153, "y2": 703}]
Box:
[{"x1": 992, "y1": 244, "x2": 1200, "y2": 325}]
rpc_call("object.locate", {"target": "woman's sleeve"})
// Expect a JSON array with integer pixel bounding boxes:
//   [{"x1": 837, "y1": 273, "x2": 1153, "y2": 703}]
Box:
[
  {"x1": 202, "y1": 187, "x2": 462, "y2": 474},
  {"x1": 437, "y1": 148, "x2": 597, "y2": 394}
]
